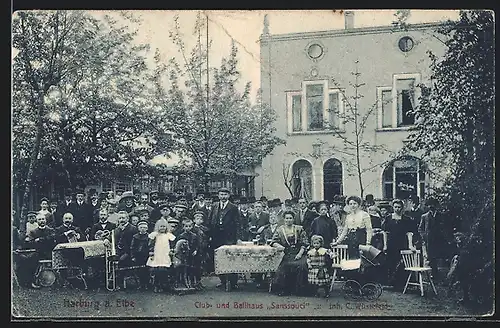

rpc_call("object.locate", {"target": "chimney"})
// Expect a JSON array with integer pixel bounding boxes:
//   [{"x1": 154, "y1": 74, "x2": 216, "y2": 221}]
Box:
[{"x1": 344, "y1": 11, "x2": 354, "y2": 29}]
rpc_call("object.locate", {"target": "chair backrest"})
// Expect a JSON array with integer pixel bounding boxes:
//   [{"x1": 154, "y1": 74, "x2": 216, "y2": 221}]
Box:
[
  {"x1": 400, "y1": 249, "x2": 422, "y2": 268},
  {"x1": 331, "y1": 245, "x2": 349, "y2": 267}
]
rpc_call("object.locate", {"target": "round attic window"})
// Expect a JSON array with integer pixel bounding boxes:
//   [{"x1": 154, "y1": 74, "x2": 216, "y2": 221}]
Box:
[
  {"x1": 398, "y1": 36, "x2": 414, "y2": 52},
  {"x1": 307, "y1": 43, "x2": 324, "y2": 59}
]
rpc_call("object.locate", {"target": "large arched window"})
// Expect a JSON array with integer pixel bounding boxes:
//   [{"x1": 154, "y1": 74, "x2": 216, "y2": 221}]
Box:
[
  {"x1": 383, "y1": 156, "x2": 426, "y2": 200},
  {"x1": 292, "y1": 159, "x2": 313, "y2": 200},
  {"x1": 323, "y1": 158, "x2": 343, "y2": 201}
]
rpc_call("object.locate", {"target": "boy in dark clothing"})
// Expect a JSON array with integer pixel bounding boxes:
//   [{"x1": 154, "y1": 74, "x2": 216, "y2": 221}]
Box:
[
  {"x1": 177, "y1": 218, "x2": 201, "y2": 288},
  {"x1": 192, "y1": 211, "x2": 209, "y2": 284},
  {"x1": 130, "y1": 220, "x2": 151, "y2": 290}
]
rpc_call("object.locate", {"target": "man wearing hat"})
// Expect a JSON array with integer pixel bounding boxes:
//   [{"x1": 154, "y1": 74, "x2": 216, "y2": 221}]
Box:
[
  {"x1": 238, "y1": 197, "x2": 251, "y2": 241},
  {"x1": 418, "y1": 197, "x2": 445, "y2": 279},
  {"x1": 192, "y1": 191, "x2": 209, "y2": 217},
  {"x1": 248, "y1": 200, "x2": 270, "y2": 231},
  {"x1": 87, "y1": 189, "x2": 101, "y2": 225},
  {"x1": 330, "y1": 195, "x2": 347, "y2": 235},
  {"x1": 134, "y1": 206, "x2": 153, "y2": 232},
  {"x1": 118, "y1": 191, "x2": 137, "y2": 214},
  {"x1": 138, "y1": 193, "x2": 154, "y2": 213},
  {"x1": 106, "y1": 198, "x2": 121, "y2": 225},
  {"x1": 174, "y1": 201, "x2": 189, "y2": 220},
  {"x1": 405, "y1": 195, "x2": 424, "y2": 235},
  {"x1": 259, "y1": 196, "x2": 269, "y2": 212},
  {"x1": 73, "y1": 189, "x2": 94, "y2": 236},
  {"x1": 208, "y1": 187, "x2": 241, "y2": 289},
  {"x1": 25, "y1": 211, "x2": 39, "y2": 237},
  {"x1": 148, "y1": 190, "x2": 160, "y2": 208},
  {"x1": 60, "y1": 189, "x2": 76, "y2": 222}
]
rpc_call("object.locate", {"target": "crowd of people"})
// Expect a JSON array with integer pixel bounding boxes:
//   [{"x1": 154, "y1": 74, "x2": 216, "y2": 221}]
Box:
[{"x1": 12, "y1": 187, "x2": 461, "y2": 299}]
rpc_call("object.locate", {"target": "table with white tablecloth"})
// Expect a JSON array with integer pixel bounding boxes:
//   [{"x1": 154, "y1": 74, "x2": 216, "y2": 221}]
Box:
[{"x1": 214, "y1": 245, "x2": 284, "y2": 291}]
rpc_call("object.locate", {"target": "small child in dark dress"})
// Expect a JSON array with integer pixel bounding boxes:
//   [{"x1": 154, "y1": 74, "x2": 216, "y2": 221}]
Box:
[{"x1": 130, "y1": 220, "x2": 151, "y2": 290}]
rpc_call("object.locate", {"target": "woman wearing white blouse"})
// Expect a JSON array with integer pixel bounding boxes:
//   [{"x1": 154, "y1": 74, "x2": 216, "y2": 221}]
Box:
[{"x1": 333, "y1": 196, "x2": 373, "y2": 259}]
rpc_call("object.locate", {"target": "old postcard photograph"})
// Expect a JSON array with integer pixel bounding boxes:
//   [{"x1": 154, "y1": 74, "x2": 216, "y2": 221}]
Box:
[{"x1": 11, "y1": 9, "x2": 494, "y2": 319}]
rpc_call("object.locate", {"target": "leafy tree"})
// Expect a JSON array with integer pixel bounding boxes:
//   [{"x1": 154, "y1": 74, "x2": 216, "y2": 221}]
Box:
[
  {"x1": 12, "y1": 11, "x2": 172, "y2": 230},
  {"x1": 152, "y1": 13, "x2": 284, "y2": 192},
  {"x1": 403, "y1": 10, "x2": 494, "y2": 309}
]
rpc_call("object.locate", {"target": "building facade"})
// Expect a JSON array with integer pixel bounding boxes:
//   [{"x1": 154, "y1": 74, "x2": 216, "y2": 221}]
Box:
[{"x1": 254, "y1": 14, "x2": 448, "y2": 202}]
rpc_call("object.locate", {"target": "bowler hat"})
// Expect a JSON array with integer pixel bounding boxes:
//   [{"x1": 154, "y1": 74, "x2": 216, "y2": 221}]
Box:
[
  {"x1": 332, "y1": 195, "x2": 345, "y2": 205},
  {"x1": 218, "y1": 187, "x2": 231, "y2": 194},
  {"x1": 75, "y1": 189, "x2": 85, "y2": 195},
  {"x1": 64, "y1": 188, "x2": 73, "y2": 196},
  {"x1": 239, "y1": 197, "x2": 248, "y2": 205},
  {"x1": 248, "y1": 196, "x2": 256, "y2": 203},
  {"x1": 270, "y1": 198, "x2": 282, "y2": 208}
]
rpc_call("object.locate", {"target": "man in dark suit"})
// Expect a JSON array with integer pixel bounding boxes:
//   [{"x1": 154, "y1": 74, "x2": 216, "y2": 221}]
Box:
[
  {"x1": 238, "y1": 197, "x2": 250, "y2": 241},
  {"x1": 294, "y1": 197, "x2": 317, "y2": 236},
  {"x1": 87, "y1": 189, "x2": 101, "y2": 224},
  {"x1": 419, "y1": 198, "x2": 446, "y2": 278},
  {"x1": 90, "y1": 208, "x2": 117, "y2": 241},
  {"x1": 248, "y1": 201, "x2": 270, "y2": 230},
  {"x1": 54, "y1": 212, "x2": 85, "y2": 244},
  {"x1": 405, "y1": 195, "x2": 424, "y2": 248},
  {"x1": 208, "y1": 187, "x2": 241, "y2": 289},
  {"x1": 60, "y1": 188, "x2": 76, "y2": 221},
  {"x1": 72, "y1": 189, "x2": 94, "y2": 236}
]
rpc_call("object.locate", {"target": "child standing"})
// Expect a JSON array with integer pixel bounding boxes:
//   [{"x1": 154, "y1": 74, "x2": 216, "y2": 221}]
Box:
[
  {"x1": 176, "y1": 218, "x2": 201, "y2": 289},
  {"x1": 306, "y1": 235, "x2": 332, "y2": 298},
  {"x1": 146, "y1": 218, "x2": 176, "y2": 293},
  {"x1": 25, "y1": 211, "x2": 39, "y2": 237},
  {"x1": 192, "y1": 211, "x2": 209, "y2": 279},
  {"x1": 130, "y1": 220, "x2": 151, "y2": 290}
]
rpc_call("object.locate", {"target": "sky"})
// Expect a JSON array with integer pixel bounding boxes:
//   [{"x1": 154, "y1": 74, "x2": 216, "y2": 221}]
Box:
[{"x1": 129, "y1": 10, "x2": 459, "y2": 100}]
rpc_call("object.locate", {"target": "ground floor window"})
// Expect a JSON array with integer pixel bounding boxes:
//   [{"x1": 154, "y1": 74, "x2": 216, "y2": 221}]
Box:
[
  {"x1": 383, "y1": 156, "x2": 426, "y2": 200},
  {"x1": 292, "y1": 159, "x2": 313, "y2": 200},
  {"x1": 323, "y1": 158, "x2": 343, "y2": 201}
]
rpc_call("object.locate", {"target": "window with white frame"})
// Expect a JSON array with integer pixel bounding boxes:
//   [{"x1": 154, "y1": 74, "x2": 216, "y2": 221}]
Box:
[
  {"x1": 377, "y1": 73, "x2": 421, "y2": 129},
  {"x1": 287, "y1": 80, "x2": 343, "y2": 133}
]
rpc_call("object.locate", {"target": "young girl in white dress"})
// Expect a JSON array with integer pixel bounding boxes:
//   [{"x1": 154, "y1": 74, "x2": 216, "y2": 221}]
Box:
[{"x1": 147, "y1": 218, "x2": 176, "y2": 293}]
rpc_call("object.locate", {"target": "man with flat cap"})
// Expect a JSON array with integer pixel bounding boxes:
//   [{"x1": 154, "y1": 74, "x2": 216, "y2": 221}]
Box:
[{"x1": 208, "y1": 187, "x2": 241, "y2": 290}]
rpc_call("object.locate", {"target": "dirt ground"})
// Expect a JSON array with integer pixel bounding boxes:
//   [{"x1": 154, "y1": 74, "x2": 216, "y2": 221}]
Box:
[{"x1": 12, "y1": 274, "x2": 487, "y2": 319}]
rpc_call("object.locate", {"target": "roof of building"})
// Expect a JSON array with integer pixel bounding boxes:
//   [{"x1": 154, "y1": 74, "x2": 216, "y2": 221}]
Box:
[{"x1": 259, "y1": 22, "x2": 445, "y2": 43}]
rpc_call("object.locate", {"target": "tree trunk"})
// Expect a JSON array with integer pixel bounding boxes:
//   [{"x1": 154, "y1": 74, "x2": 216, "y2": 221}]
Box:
[{"x1": 19, "y1": 97, "x2": 44, "y2": 236}]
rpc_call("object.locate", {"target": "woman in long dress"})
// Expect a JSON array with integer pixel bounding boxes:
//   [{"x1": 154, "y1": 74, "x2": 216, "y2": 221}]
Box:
[
  {"x1": 333, "y1": 196, "x2": 373, "y2": 259},
  {"x1": 147, "y1": 218, "x2": 176, "y2": 293},
  {"x1": 271, "y1": 210, "x2": 309, "y2": 296}
]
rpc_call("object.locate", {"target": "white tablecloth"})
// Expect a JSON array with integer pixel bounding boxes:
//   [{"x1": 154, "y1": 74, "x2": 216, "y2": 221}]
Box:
[{"x1": 214, "y1": 245, "x2": 284, "y2": 274}]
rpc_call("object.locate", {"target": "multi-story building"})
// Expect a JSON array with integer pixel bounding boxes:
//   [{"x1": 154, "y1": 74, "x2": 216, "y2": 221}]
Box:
[{"x1": 254, "y1": 12, "x2": 448, "y2": 202}]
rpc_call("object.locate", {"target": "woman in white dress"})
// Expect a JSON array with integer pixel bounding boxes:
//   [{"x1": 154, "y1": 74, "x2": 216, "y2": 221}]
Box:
[
  {"x1": 333, "y1": 196, "x2": 373, "y2": 259},
  {"x1": 147, "y1": 218, "x2": 176, "y2": 293}
]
